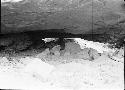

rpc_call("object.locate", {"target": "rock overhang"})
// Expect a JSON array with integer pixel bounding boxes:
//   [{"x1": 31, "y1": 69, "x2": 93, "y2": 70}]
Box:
[{"x1": 1, "y1": 0, "x2": 125, "y2": 34}]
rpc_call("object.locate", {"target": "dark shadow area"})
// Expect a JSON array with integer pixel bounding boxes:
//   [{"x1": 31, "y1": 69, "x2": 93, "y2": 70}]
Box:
[{"x1": 0, "y1": 28, "x2": 124, "y2": 58}]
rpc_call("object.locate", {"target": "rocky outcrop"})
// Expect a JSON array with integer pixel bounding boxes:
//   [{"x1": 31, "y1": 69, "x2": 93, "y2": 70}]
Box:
[{"x1": 1, "y1": 0, "x2": 125, "y2": 34}]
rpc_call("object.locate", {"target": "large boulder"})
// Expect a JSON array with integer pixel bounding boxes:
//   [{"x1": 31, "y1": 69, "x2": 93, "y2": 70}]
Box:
[{"x1": 1, "y1": 0, "x2": 125, "y2": 34}]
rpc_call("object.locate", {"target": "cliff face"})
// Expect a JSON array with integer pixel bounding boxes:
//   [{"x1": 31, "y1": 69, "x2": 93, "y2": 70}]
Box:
[{"x1": 1, "y1": 0, "x2": 125, "y2": 34}]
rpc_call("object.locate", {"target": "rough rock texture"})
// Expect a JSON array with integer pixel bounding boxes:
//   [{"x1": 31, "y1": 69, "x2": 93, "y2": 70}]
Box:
[
  {"x1": 0, "y1": 33, "x2": 32, "y2": 55},
  {"x1": 1, "y1": 0, "x2": 125, "y2": 34}
]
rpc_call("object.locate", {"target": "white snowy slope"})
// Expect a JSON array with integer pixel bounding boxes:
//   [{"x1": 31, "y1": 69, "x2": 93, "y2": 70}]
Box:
[
  {"x1": 0, "y1": 56, "x2": 124, "y2": 90},
  {"x1": 0, "y1": 39, "x2": 124, "y2": 90},
  {"x1": 0, "y1": 57, "x2": 63, "y2": 90},
  {"x1": 42, "y1": 38, "x2": 117, "y2": 54},
  {"x1": 74, "y1": 38, "x2": 116, "y2": 54}
]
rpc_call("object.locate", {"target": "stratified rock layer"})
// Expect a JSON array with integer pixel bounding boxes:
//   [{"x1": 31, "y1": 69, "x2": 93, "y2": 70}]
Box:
[{"x1": 1, "y1": 0, "x2": 125, "y2": 34}]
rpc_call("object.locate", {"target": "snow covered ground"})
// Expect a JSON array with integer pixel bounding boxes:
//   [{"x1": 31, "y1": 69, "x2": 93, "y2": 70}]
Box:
[{"x1": 0, "y1": 39, "x2": 124, "y2": 90}]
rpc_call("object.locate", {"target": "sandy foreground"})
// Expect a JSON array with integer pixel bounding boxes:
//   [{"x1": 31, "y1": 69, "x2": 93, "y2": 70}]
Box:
[{"x1": 0, "y1": 46, "x2": 124, "y2": 90}]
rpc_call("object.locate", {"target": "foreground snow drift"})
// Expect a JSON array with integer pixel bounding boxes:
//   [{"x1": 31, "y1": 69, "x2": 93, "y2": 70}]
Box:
[
  {"x1": 0, "y1": 38, "x2": 124, "y2": 90},
  {"x1": 0, "y1": 55, "x2": 124, "y2": 90}
]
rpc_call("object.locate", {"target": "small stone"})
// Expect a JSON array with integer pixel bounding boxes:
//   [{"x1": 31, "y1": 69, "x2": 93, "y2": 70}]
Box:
[{"x1": 89, "y1": 48, "x2": 101, "y2": 60}]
